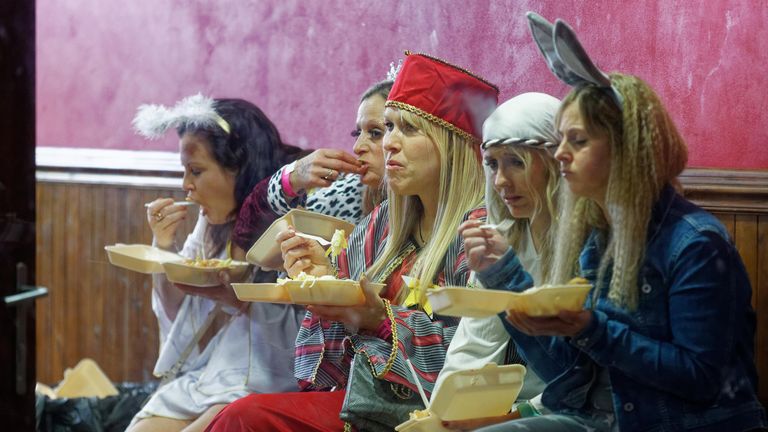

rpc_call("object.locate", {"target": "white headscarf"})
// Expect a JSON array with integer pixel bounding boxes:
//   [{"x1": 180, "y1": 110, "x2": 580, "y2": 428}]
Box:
[{"x1": 481, "y1": 92, "x2": 561, "y2": 227}]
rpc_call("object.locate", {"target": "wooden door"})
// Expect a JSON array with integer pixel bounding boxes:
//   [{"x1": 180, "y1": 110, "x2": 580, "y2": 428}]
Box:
[{"x1": 0, "y1": 0, "x2": 41, "y2": 429}]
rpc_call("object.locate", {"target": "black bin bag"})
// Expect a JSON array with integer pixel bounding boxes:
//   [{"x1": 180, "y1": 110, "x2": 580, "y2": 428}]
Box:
[{"x1": 36, "y1": 381, "x2": 158, "y2": 432}]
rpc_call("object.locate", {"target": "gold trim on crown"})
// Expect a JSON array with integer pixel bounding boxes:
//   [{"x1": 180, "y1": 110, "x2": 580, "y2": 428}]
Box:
[{"x1": 385, "y1": 100, "x2": 479, "y2": 144}]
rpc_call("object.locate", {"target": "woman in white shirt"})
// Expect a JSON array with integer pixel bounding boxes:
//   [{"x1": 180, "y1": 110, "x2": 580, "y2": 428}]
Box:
[
  {"x1": 128, "y1": 95, "x2": 306, "y2": 432},
  {"x1": 439, "y1": 92, "x2": 563, "y2": 430}
]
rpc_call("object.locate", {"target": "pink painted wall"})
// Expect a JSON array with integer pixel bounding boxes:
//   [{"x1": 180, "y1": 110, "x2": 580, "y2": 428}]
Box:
[{"x1": 38, "y1": 0, "x2": 768, "y2": 169}]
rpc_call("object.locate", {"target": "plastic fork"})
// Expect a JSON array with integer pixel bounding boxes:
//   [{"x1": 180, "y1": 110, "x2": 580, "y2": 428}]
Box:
[
  {"x1": 144, "y1": 201, "x2": 196, "y2": 208},
  {"x1": 295, "y1": 232, "x2": 331, "y2": 246}
]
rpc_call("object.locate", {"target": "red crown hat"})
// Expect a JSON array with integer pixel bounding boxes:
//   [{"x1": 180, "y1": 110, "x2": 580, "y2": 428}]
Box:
[{"x1": 386, "y1": 51, "x2": 499, "y2": 143}]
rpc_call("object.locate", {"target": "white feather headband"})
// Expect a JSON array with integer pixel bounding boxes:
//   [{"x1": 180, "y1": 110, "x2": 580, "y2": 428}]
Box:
[{"x1": 132, "y1": 93, "x2": 231, "y2": 139}]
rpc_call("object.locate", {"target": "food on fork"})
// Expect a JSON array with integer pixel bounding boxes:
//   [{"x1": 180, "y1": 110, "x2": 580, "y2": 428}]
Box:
[
  {"x1": 278, "y1": 272, "x2": 340, "y2": 288},
  {"x1": 408, "y1": 409, "x2": 430, "y2": 420},
  {"x1": 325, "y1": 229, "x2": 348, "y2": 258}
]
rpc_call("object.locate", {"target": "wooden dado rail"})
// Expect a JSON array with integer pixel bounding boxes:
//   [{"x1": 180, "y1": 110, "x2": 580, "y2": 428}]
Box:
[{"x1": 34, "y1": 151, "x2": 768, "y2": 407}]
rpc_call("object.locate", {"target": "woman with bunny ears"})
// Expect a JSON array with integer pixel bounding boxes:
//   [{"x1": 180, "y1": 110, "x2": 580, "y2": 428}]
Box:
[{"x1": 473, "y1": 13, "x2": 767, "y2": 432}]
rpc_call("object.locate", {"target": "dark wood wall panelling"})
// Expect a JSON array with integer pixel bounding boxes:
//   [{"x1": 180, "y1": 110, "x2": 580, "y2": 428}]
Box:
[
  {"x1": 35, "y1": 172, "x2": 196, "y2": 385},
  {"x1": 36, "y1": 166, "x2": 768, "y2": 408}
]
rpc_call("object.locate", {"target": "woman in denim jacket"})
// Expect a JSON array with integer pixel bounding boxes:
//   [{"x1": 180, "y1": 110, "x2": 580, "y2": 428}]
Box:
[{"x1": 471, "y1": 14, "x2": 767, "y2": 432}]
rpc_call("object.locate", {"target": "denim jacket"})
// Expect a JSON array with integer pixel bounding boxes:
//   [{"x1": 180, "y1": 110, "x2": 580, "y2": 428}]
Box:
[{"x1": 477, "y1": 186, "x2": 767, "y2": 431}]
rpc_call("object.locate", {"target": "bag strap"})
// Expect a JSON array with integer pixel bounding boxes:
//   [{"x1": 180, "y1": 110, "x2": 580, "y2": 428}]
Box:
[{"x1": 157, "y1": 303, "x2": 223, "y2": 387}]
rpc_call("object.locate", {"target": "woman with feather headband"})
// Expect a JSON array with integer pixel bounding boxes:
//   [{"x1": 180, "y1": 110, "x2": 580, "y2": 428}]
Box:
[{"x1": 128, "y1": 95, "x2": 307, "y2": 432}]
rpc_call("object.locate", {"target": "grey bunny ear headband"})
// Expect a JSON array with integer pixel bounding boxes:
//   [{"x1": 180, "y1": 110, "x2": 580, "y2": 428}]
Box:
[{"x1": 526, "y1": 12, "x2": 623, "y2": 109}]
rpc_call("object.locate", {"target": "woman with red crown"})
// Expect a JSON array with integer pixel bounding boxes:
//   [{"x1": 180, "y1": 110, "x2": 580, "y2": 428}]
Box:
[{"x1": 205, "y1": 52, "x2": 499, "y2": 432}]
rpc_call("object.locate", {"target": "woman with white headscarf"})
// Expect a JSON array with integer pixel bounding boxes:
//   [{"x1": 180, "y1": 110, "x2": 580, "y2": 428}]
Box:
[{"x1": 438, "y1": 92, "x2": 563, "y2": 430}]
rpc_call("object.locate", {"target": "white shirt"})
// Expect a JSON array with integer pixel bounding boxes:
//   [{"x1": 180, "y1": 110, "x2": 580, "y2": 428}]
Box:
[
  {"x1": 134, "y1": 216, "x2": 304, "y2": 421},
  {"x1": 434, "y1": 225, "x2": 545, "y2": 402}
]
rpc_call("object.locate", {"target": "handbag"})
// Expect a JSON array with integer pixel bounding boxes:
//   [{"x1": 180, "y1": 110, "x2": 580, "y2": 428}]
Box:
[{"x1": 339, "y1": 353, "x2": 425, "y2": 432}]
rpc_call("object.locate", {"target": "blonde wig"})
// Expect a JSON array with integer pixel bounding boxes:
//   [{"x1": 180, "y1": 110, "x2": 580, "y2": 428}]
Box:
[
  {"x1": 550, "y1": 73, "x2": 688, "y2": 310},
  {"x1": 484, "y1": 146, "x2": 560, "y2": 280},
  {"x1": 367, "y1": 108, "x2": 485, "y2": 305}
]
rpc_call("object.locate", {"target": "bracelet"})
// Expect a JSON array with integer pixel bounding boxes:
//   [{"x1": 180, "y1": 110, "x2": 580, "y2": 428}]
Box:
[
  {"x1": 374, "y1": 299, "x2": 398, "y2": 379},
  {"x1": 280, "y1": 163, "x2": 298, "y2": 198}
]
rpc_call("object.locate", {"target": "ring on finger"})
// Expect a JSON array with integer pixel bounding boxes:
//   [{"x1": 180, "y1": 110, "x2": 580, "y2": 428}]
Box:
[
  {"x1": 154, "y1": 212, "x2": 165, "y2": 222},
  {"x1": 322, "y1": 168, "x2": 334, "y2": 180}
]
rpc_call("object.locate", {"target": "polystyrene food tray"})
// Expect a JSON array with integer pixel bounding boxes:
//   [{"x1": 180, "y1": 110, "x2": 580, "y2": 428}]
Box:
[
  {"x1": 395, "y1": 363, "x2": 526, "y2": 431},
  {"x1": 162, "y1": 260, "x2": 250, "y2": 287},
  {"x1": 54, "y1": 358, "x2": 119, "y2": 399},
  {"x1": 231, "y1": 283, "x2": 292, "y2": 304},
  {"x1": 427, "y1": 283, "x2": 592, "y2": 318},
  {"x1": 514, "y1": 284, "x2": 592, "y2": 316},
  {"x1": 104, "y1": 244, "x2": 182, "y2": 274},
  {"x1": 285, "y1": 279, "x2": 385, "y2": 306},
  {"x1": 246, "y1": 209, "x2": 355, "y2": 270}
]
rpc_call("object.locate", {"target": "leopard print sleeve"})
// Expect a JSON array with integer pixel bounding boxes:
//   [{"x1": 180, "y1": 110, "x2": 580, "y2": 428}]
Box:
[
  {"x1": 304, "y1": 174, "x2": 365, "y2": 225},
  {"x1": 267, "y1": 162, "x2": 308, "y2": 215}
]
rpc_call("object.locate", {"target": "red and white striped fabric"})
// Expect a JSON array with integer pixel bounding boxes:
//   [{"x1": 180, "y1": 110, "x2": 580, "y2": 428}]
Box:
[{"x1": 293, "y1": 200, "x2": 486, "y2": 397}]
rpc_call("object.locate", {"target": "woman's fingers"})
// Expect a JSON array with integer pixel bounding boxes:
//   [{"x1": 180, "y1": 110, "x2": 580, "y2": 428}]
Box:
[
  {"x1": 506, "y1": 310, "x2": 583, "y2": 336},
  {"x1": 295, "y1": 150, "x2": 364, "y2": 189},
  {"x1": 283, "y1": 246, "x2": 311, "y2": 266},
  {"x1": 465, "y1": 243, "x2": 487, "y2": 262},
  {"x1": 461, "y1": 228, "x2": 495, "y2": 244},
  {"x1": 275, "y1": 227, "x2": 296, "y2": 244},
  {"x1": 283, "y1": 252, "x2": 311, "y2": 275},
  {"x1": 360, "y1": 276, "x2": 385, "y2": 308},
  {"x1": 279, "y1": 236, "x2": 307, "y2": 255},
  {"x1": 505, "y1": 310, "x2": 537, "y2": 335},
  {"x1": 147, "y1": 198, "x2": 174, "y2": 223},
  {"x1": 318, "y1": 149, "x2": 363, "y2": 174},
  {"x1": 287, "y1": 256, "x2": 328, "y2": 279},
  {"x1": 458, "y1": 219, "x2": 484, "y2": 236},
  {"x1": 217, "y1": 269, "x2": 231, "y2": 287},
  {"x1": 148, "y1": 199, "x2": 187, "y2": 228}
]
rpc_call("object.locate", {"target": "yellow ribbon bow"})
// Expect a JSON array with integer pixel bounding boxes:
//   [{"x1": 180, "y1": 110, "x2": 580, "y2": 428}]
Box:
[{"x1": 402, "y1": 276, "x2": 433, "y2": 316}]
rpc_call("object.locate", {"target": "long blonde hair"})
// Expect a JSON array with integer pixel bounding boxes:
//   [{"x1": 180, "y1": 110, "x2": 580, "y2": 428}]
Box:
[
  {"x1": 549, "y1": 73, "x2": 688, "y2": 310},
  {"x1": 485, "y1": 146, "x2": 560, "y2": 280},
  {"x1": 367, "y1": 108, "x2": 485, "y2": 304}
]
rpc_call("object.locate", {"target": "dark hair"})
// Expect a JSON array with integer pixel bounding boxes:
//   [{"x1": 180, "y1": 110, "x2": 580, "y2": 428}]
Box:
[
  {"x1": 177, "y1": 98, "x2": 303, "y2": 211},
  {"x1": 360, "y1": 79, "x2": 394, "y2": 103},
  {"x1": 177, "y1": 98, "x2": 306, "y2": 255}
]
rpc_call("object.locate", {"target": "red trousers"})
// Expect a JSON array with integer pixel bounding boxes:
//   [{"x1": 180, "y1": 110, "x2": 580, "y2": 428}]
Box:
[{"x1": 205, "y1": 390, "x2": 347, "y2": 432}]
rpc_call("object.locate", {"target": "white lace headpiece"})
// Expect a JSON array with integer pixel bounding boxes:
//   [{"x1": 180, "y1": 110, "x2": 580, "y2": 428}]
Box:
[
  {"x1": 132, "y1": 93, "x2": 231, "y2": 139},
  {"x1": 386, "y1": 59, "x2": 403, "y2": 81}
]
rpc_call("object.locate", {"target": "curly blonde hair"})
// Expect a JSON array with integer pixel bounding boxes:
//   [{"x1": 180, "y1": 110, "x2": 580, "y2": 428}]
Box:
[
  {"x1": 367, "y1": 108, "x2": 485, "y2": 305},
  {"x1": 549, "y1": 73, "x2": 688, "y2": 310}
]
